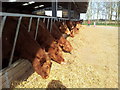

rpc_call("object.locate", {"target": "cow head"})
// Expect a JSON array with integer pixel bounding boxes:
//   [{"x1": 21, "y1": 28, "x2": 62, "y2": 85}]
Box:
[
  {"x1": 33, "y1": 52, "x2": 52, "y2": 79},
  {"x1": 63, "y1": 25, "x2": 71, "y2": 35},
  {"x1": 58, "y1": 37, "x2": 73, "y2": 52},
  {"x1": 73, "y1": 27, "x2": 79, "y2": 34},
  {"x1": 66, "y1": 20, "x2": 74, "y2": 30},
  {"x1": 59, "y1": 24, "x2": 71, "y2": 35},
  {"x1": 48, "y1": 43, "x2": 65, "y2": 64},
  {"x1": 69, "y1": 29, "x2": 75, "y2": 37}
]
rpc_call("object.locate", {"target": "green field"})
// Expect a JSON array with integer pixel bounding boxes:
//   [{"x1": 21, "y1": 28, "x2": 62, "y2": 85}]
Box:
[{"x1": 83, "y1": 23, "x2": 120, "y2": 27}]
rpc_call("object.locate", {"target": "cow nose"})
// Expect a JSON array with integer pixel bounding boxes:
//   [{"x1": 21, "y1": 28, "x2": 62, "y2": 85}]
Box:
[
  {"x1": 42, "y1": 75, "x2": 49, "y2": 79},
  {"x1": 44, "y1": 75, "x2": 49, "y2": 79}
]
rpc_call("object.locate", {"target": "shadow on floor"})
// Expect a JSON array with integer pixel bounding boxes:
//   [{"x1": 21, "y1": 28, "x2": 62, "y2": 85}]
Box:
[{"x1": 46, "y1": 80, "x2": 67, "y2": 90}]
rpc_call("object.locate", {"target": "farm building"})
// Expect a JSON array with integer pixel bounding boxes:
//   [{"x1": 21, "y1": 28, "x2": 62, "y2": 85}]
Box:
[{"x1": 1, "y1": 0, "x2": 118, "y2": 89}]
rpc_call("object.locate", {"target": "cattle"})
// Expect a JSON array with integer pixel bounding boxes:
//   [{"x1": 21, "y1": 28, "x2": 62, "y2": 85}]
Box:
[
  {"x1": 55, "y1": 21, "x2": 71, "y2": 38},
  {"x1": 56, "y1": 21, "x2": 75, "y2": 37},
  {"x1": 2, "y1": 17, "x2": 52, "y2": 79},
  {"x1": 51, "y1": 22, "x2": 73, "y2": 52},
  {"x1": 20, "y1": 17, "x2": 65, "y2": 64},
  {"x1": 36, "y1": 21, "x2": 66, "y2": 64},
  {"x1": 57, "y1": 21, "x2": 71, "y2": 36},
  {"x1": 66, "y1": 20, "x2": 79, "y2": 35},
  {"x1": 74, "y1": 21, "x2": 83, "y2": 30},
  {"x1": 66, "y1": 20, "x2": 74, "y2": 30}
]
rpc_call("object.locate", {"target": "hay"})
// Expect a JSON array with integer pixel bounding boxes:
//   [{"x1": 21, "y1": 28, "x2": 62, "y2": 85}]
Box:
[{"x1": 12, "y1": 25, "x2": 118, "y2": 88}]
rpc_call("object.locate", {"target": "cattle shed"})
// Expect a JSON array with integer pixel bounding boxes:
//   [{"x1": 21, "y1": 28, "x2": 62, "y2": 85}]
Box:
[
  {"x1": 2, "y1": 1, "x2": 88, "y2": 19},
  {"x1": 1, "y1": 1, "x2": 89, "y2": 89}
]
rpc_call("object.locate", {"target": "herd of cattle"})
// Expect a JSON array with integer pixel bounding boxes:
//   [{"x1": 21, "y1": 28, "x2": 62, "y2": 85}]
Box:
[{"x1": 2, "y1": 16, "x2": 83, "y2": 79}]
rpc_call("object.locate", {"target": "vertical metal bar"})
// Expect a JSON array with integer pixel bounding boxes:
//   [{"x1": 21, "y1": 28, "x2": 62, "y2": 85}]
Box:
[
  {"x1": 50, "y1": 18, "x2": 53, "y2": 33},
  {"x1": 53, "y1": 19, "x2": 55, "y2": 22},
  {"x1": 43, "y1": 18, "x2": 45, "y2": 23},
  {"x1": 28, "y1": 17, "x2": 32, "y2": 32},
  {"x1": 9, "y1": 16, "x2": 22, "y2": 66},
  {"x1": 58, "y1": 18, "x2": 60, "y2": 21},
  {"x1": 35, "y1": 18, "x2": 40, "y2": 40},
  {"x1": 0, "y1": 16, "x2": 7, "y2": 32},
  {"x1": 47, "y1": 18, "x2": 50, "y2": 30}
]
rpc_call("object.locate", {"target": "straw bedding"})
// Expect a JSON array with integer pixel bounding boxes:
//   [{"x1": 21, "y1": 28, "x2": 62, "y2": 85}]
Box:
[{"x1": 11, "y1": 25, "x2": 118, "y2": 88}]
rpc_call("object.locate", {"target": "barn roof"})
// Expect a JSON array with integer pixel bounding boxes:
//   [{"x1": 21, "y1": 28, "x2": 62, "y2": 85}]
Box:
[{"x1": 2, "y1": 1, "x2": 88, "y2": 14}]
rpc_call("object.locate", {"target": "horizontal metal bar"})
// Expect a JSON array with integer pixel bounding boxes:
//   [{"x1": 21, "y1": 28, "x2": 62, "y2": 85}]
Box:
[
  {"x1": 28, "y1": 17, "x2": 32, "y2": 32},
  {"x1": 0, "y1": 12, "x2": 71, "y2": 20},
  {"x1": 0, "y1": 12, "x2": 75, "y2": 21},
  {"x1": 35, "y1": 18, "x2": 40, "y2": 40},
  {"x1": 9, "y1": 16, "x2": 22, "y2": 66},
  {"x1": 0, "y1": 12, "x2": 57, "y2": 19}
]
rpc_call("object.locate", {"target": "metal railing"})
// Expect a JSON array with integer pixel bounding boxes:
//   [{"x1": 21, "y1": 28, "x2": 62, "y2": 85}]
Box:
[{"x1": 0, "y1": 12, "x2": 79, "y2": 67}]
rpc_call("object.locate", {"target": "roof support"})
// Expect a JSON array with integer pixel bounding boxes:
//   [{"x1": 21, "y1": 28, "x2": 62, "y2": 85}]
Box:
[
  {"x1": 68, "y1": 2, "x2": 71, "y2": 20},
  {"x1": 52, "y1": 0, "x2": 57, "y2": 17},
  {"x1": 74, "y1": 11, "x2": 80, "y2": 20},
  {"x1": 77, "y1": 12, "x2": 80, "y2": 20},
  {"x1": 79, "y1": 13, "x2": 80, "y2": 20}
]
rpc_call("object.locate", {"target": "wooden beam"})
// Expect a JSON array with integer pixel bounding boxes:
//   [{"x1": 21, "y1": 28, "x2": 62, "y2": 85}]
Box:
[{"x1": 0, "y1": 59, "x2": 34, "y2": 88}]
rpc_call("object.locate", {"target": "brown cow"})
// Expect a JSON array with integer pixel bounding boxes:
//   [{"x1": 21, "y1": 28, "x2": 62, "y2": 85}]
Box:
[
  {"x1": 2, "y1": 17, "x2": 52, "y2": 79},
  {"x1": 58, "y1": 22, "x2": 71, "y2": 35},
  {"x1": 37, "y1": 21, "x2": 65, "y2": 64},
  {"x1": 66, "y1": 20, "x2": 79, "y2": 35},
  {"x1": 51, "y1": 22, "x2": 73, "y2": 52},
  {"x1": 74, "y1": 21, "x2": 82, "y2": 30},
  {"x1": 66, "y1": 20, "x2": 74, "y2": 30},
  {"x1": 20, "y1": 17, "x2": 65, "y2": 64},
  {"x1": 55, "y1": 21, "x2": 71, "y2": 38}
]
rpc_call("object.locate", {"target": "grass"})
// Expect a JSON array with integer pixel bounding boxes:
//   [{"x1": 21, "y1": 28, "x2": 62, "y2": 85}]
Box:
[{"x1": 83, "y1": 23, "x2": 120, "y2": 27}]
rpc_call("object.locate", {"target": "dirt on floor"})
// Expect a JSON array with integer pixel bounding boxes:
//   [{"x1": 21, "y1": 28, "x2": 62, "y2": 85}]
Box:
[{"x1": 11, "y1": 25, "x2": 118, "y2": 88}]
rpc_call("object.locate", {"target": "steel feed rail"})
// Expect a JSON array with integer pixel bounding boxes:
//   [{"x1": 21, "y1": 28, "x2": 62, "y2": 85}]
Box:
[
  {"x1": 1, "y1": 12, "x2": 79, "y2": 67},
  {"x1": 0, "y1": 12, "x2": 69, "y2": 20},
  {"x1": 0, "y1": 12, "x2": 79, "y2": 21}
]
